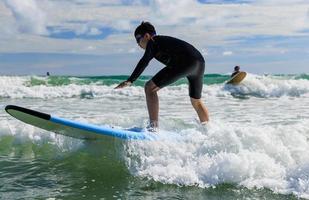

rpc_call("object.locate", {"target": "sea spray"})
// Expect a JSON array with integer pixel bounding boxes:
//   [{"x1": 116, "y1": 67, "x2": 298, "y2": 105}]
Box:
[
  {"x1": 0, "y1": 74, "x2": 309, "y2": 99},
  {"x1": 125, "y1": 119, "x2": 309, "y2": 198}
]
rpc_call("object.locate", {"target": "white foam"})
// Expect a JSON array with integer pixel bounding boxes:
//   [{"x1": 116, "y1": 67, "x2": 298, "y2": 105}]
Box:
[
  {"x1": 0, "y1": 119, "x2": 84, "y2": 155},
  {"x1": 0, "y1": 75, "x2": 309, "y2": 99},
  {"x1": 125, "y1": 119, "x2": 309, "y2": 198},
  {"x1": 223, "y1": 74, "x2": 309, "y2": 98}
]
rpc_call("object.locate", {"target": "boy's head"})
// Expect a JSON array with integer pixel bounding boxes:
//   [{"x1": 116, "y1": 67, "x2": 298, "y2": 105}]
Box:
[
  {"x1": 134, "y1": 22, "x2": 156, "y2": 44},
  {"x1": 234, "y1": 66, "x2": 240, "y2": 71}
]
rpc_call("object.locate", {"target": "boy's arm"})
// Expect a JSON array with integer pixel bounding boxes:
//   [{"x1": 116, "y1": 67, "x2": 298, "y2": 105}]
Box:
[
  {"x1": 231, "y1": 71, "x2": 239, "y2": 77},
  {"x1": 114, "y1": 80, "x2": 131, "y2": 89},
  {"x1": 127, "y1": 41, "x2": 155, "y2": 83}
]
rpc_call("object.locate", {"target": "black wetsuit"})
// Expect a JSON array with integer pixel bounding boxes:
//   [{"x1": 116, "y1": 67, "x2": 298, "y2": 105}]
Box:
[
  {"x1": 127, "y1": 35, "x2": 205, "y2": 99},
  {"x1": 231, "y1": 71, "x2": 239, "y2": 77}
]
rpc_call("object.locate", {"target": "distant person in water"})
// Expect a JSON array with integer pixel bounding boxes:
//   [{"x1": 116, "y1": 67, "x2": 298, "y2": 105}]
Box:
[
  {"x1": 46, "y1": 72, "x2": 50, "y2": 76},
  {"x1": 231, "y1": 66, "x2": 240, "y2": 77},
  {"x1": 115, "y1": 22, "x2": 209, "y2": 131}
]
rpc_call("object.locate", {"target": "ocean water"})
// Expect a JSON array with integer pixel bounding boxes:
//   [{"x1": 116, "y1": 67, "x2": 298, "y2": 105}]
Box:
[{"x1": 0, "y1": 73, "x2": 308, "y2": 199}]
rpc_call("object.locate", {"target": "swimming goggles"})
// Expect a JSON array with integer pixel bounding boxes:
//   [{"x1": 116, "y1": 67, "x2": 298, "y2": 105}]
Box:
[{"x1": 135, "y1": 34, "x2": 143, "y2": 43}]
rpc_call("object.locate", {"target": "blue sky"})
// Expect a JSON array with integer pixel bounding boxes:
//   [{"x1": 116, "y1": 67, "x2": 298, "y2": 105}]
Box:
[{"x1": 0, "y1": 0, "x2": 309, "y2": 75}]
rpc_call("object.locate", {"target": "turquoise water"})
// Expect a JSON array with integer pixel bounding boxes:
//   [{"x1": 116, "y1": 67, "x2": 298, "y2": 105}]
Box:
[
  {"x1": 26, "y1": 73, "x2": 309, "y2": 87},
  {"x1": 27, "y1": 74, "x2": 231, "y2": 87},
  {"x1": 0, "y1": 74, "x2": 309, "y2": 199},
  {"x1": 0, "y1": 138, "x2": 300, "y2": 200}
]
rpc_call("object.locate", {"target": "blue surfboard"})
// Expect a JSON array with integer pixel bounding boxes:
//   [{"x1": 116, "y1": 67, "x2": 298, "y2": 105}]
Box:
[{"x1": 5, "y1": 105, "x2": 153, "y2": 140}]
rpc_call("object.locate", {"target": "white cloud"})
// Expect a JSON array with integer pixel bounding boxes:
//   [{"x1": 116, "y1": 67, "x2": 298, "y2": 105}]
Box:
[
  {"x1": 128, "y1": 48, "x2": 138, "y2": 53},
  {"x1": 150, "y1": 0, "x2": 200, "y2": 25},
  {"x1": 200, "y1": 48, "x2": 208, "y2": 56},
  {"x1": 252, "y1": 0, "x2": 309, "y2": 5},
  {"x1": 0, "y1": 0, "x2": 309, "y2": 59},
  {"x1": 223, "y1": 51, "x2": 233, "y2": 56},
  {"x1": 0, "y1": 0, "x2": 308, "y2": 74},
  {"x1": 76, "y1": 24, "x2": 102, "y2": 36},
  {"x1": 85, "y1": 45, "x2": 96, "y2": 51},
  {"x1": 88, "y1": 27, "x2": 102, "y2": 35},
  {"x1": 4, "y1": 0, "x2": 48, "y2": 35}
]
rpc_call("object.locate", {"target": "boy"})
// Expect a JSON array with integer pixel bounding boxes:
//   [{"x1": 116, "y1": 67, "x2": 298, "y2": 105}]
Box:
[
  {"x1": 231, "y1": 66, "x2": 240, "y2": 77},
  {"x1": 115, "y1": 22, "x2": 209, "y2": 131}
]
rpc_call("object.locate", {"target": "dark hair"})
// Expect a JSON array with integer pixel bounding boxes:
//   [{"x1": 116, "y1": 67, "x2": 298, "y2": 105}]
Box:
[
  {"x1": 234, "y1": 66, "x2": 240, "y2": 70},
  {"x1": 134, "y1": 22, "x2": 156, "y2": 37}
]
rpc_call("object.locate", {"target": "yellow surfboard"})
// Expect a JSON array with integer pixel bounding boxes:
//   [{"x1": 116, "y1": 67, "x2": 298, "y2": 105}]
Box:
[{"x1": 226, "y1": 71, "x2": 247, "y2": 85}]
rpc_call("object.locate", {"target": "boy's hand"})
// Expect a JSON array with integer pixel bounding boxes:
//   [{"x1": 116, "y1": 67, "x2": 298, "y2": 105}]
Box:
[{"x1": 114, "y1": 81, "x2": 132, "y2": 89}]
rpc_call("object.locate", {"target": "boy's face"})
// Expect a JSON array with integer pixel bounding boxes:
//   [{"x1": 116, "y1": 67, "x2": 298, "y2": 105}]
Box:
[{"x1": 136, "y1": 33, "x2": 151, "y2": 50}]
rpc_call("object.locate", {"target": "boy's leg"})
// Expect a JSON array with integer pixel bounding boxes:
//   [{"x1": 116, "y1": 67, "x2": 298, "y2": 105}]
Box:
[
  {"x1": 149, "y1": 66, "x2": 189, "y2": 128},
  {"x1": 187, "y1": 61, "x2": 209, "y2": 123},
  {"x1": 190, "y1": 98, "x2": 209, "y2": 123},
  {"x1": 144, "y1": 80, "x2": 160, "y2": 127}
]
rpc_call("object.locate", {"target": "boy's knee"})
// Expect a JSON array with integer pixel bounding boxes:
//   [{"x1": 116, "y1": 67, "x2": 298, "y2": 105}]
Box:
[
  {"x1": 144, "y1": 80, "x2": 155, "y2": 94},
  {"x1": 190, "y1": 97, "x2": 202, "y2": 106}
]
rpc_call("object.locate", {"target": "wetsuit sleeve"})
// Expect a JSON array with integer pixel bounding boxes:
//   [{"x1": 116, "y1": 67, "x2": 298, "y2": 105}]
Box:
[
  {"x1": 127, "y1": 41, "x2": 155, "y2": 83},
  {"x1": 231, "y1": 72, "x2": 238, "y2": 77}
]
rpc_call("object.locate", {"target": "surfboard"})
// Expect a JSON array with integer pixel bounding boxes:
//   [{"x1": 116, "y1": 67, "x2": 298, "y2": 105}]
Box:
[
  {"x1": 226, "y1": 71, "x2": 247, "y2": 85},
  {"x1": 5, "y1": 105, "x2": 152, "y2": 140}
]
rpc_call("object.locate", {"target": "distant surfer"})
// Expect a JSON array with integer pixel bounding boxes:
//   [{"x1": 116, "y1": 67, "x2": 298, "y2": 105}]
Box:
[
  {"x1": 115, "y1": 22, "x2": 209, "y2": 131},
  {"x1": 231, "y1": 66, "x2": 240, "y2": 77},
  {"x1": 227, "y1": 66, "x2": 247, "y2": 85},
  {"x1": 46, "y1": 72, "x2": 50, "y2": 76}
]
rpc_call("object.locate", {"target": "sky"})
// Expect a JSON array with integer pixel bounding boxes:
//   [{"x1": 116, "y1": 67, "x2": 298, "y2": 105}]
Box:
[{"x1": 0, "y1": 0, "x2": 309, "y2": 75}]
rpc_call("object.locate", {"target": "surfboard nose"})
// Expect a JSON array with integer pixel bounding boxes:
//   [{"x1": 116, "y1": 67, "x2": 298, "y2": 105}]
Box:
[{"x1": 5, "y1": 105, "x2": 51, "y2": 120}]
